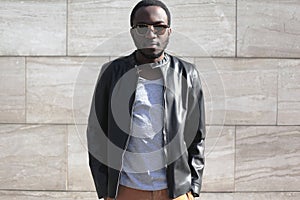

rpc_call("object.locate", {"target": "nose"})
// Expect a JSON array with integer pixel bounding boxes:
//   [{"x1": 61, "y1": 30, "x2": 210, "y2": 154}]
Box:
[{"x1": 145, "y1": 26, "x2": 157, "y2": 39}]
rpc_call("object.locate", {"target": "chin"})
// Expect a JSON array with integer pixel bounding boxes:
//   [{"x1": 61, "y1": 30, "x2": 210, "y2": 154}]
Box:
[{"x1": 139, "y1": 48, "x2": 164, "y2": 59}]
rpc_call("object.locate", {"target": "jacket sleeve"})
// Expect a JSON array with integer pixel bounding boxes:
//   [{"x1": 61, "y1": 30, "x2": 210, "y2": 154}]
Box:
[
  {"x1": 186, "y1": 67, "x2": 206, "y2": 197},
  {"x1": 87, "y1": 63, "x2": 111, "y2": 199}
]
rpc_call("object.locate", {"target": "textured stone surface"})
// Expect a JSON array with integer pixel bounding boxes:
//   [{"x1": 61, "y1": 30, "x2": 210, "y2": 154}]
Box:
[
  {"x1": 166, "y1": 0, "x2": 236, "y2": 57},
  {"x1": 0, "y1": 191, "x2": 299, "y2": 200},
  {"x1": 194, "y1": 58, "x2": 227, "y2": 125},
  {"x1": 0, "y1": 57, "x2": 25, "y2": 123},
  {"x1": 26, "y1": 57, "x2": 108, "y2": 124},
  {"x1": 278, "y1": 60, "x2": 300, "y2": 125},
  {"x1": 202, "y1": 126, "x2": 235, "y2": 191},
  {"x1": 195, "y1": 58, "x2": 278, "y2": 125},
  {"x1": 0, "y1": 0, "x2": 66, "y2": 56},
  {"x1": 234, "y1": 192, "x2": 300, "y2": 200},
  {"x1": 68, "y1": 0, "x2": 235, "y2": 57},
  {"x1": 0, "y1": 125, "x2": 67, "y2": 190},
  {"x1": 0, "y1": 190, "x2": 234, "y2": 200},
  {"x1": 68, "y1": 0, "x2": 137, "y2": 56},
  {"x1": 200, "y1": 193, "x2": 233, "y2": 200},
  {"x1": 67, "y1": 125, "x2": 95, "y2": 191},
  {"x1": 0, "y1": 191, "x2": 98, "y2": 200},
  {"x1": 237, "y1": 0, "x2": 300, "y2": 57},
  {"x1": 236, "y1": 126, "x2": 300, "y2": 191}
]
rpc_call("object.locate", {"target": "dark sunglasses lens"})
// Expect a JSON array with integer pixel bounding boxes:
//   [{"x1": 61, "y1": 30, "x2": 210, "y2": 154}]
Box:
[
  {"x1": 153, "y1": 26, "x2": 166, "y2": 34},
  {"x1": 136, "y1": 25, "x2": 148, "y2": 35}
]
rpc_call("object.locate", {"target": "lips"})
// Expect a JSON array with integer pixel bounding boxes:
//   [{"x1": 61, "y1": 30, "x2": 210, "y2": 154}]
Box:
[{"x1": 144, "y1": 42, "x2": 159, "y2": 48}]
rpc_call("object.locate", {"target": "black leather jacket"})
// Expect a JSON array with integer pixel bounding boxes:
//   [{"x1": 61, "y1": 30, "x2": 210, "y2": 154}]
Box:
[{"x1": 87, "y1": 51, "x2": 205, "y2": 199}]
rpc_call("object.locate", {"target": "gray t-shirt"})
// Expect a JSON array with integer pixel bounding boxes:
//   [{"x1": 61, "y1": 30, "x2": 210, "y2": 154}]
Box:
[{"x1": 119, "y1": 76, "x2": 168, "y2": 190}]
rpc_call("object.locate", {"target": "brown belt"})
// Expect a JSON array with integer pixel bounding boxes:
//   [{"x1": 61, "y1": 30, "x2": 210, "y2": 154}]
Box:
[{"x1": 116, "y1": 185, "x2": 189, "y2": 200}]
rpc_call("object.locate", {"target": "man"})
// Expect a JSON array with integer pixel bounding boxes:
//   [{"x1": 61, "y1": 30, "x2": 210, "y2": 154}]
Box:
[{"x1": 87, "y1": 0, "x2": 206, "y2": 199}]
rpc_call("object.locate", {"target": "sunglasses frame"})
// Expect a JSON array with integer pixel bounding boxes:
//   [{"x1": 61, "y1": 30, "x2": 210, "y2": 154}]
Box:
[{"x1": 132, "y1": 24, "x2": 170, "y2": 36}]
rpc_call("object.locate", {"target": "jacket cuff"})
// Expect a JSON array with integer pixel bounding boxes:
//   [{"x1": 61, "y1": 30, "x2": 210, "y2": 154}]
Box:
[{"x1": 191, "y1": 183, "x2": 201, "y2": 197}]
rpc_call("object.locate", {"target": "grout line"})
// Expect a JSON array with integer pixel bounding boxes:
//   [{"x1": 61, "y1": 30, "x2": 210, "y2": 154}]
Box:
[
  {"x1": 276, "y1": 66, "x2": 279, "y2": 125},
  {"x1": 235, "y1": 0, "x2": 238, "y2": 58},
  {"x1": 66, "y1": 125, "x2": 69, "y2": 191},
  {"x1": 234, "y1": 125, "x2": 237, "y2": 192},
  {"x1": 0, "y1": 189, "x2": 299, "y2": 194},
  {"x1": 66, "y1": 0, "x2": 69, "y2": 56},
  {"x1": 1, "y1": 122, "x2": 299, "y2": 127},
  {"x1": 0, "y1": 122, "x2": 88, "y2": 126},
  {"x1": 234, "y1": 124, "x2": 286, "y2": 127},
  {"x1": 0, "y1": 55, "x2": 114, "y2": 59},
  {"x1": 0, "y1": 55, "x2": 300, "y2": 59},
  {"x1": 24, "y1": 57, "x2": 27, "y2": 124},
  {"x1": 0, "y1": 189, "x2": 95, "y2": 193}
]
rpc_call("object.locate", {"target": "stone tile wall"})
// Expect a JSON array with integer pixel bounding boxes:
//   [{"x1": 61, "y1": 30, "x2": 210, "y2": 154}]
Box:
[{"x1": 0, "y1": 0, "x2": 299, "y2": 199}]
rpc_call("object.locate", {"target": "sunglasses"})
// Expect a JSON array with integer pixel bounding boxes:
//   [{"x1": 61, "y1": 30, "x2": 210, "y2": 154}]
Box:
[{"x1": 132, "y1": 24, "x2": 170, "y2": 36}]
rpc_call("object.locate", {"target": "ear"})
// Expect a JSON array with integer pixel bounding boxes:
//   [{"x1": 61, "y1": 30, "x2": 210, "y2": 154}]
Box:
[{"x1": 168, "y1": 28, "x2": 172, "y2": 36}]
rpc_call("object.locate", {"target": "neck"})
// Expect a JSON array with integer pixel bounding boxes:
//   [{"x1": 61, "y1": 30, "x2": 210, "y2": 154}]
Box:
[{"x1": 135, "y1": 50, "x2": 165, "y2": 65}]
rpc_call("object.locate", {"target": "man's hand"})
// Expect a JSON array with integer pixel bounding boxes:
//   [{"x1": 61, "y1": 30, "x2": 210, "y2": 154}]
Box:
[
  {"x1": 186, "y1": 191, "x2": 194, "y2": 200},
  {"x1": 173, "y1": 192, "x2": 194, "y2": 200},
  {"x1": 104, "y1": 197, "x2": 113, "y2": 200}
]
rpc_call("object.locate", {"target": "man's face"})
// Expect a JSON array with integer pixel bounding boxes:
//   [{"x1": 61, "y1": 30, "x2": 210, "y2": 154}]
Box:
[{"x1": 131, "y1": 6, "x2": 171, "y2": 59}]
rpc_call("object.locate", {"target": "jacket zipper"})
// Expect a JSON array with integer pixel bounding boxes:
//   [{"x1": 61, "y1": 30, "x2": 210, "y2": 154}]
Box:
[{"x1": 114, "y1": 66, "x2": 139, "y2": 199}]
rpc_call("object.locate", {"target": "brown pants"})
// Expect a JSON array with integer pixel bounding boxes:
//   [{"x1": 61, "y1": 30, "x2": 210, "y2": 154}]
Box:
[{"x1": 109, "y1": 185, "x2": 190, "y2": 200}]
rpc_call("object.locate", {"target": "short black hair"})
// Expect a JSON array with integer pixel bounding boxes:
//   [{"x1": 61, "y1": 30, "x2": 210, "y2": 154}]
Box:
[{"x1": 130, "y1": 0, "x2": 171, "y2": 27}]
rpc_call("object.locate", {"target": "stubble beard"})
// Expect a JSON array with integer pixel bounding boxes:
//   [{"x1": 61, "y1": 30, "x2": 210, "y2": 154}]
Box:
[{"x1": 138, "y1": 48, "x2": 164, "y2": 59}]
